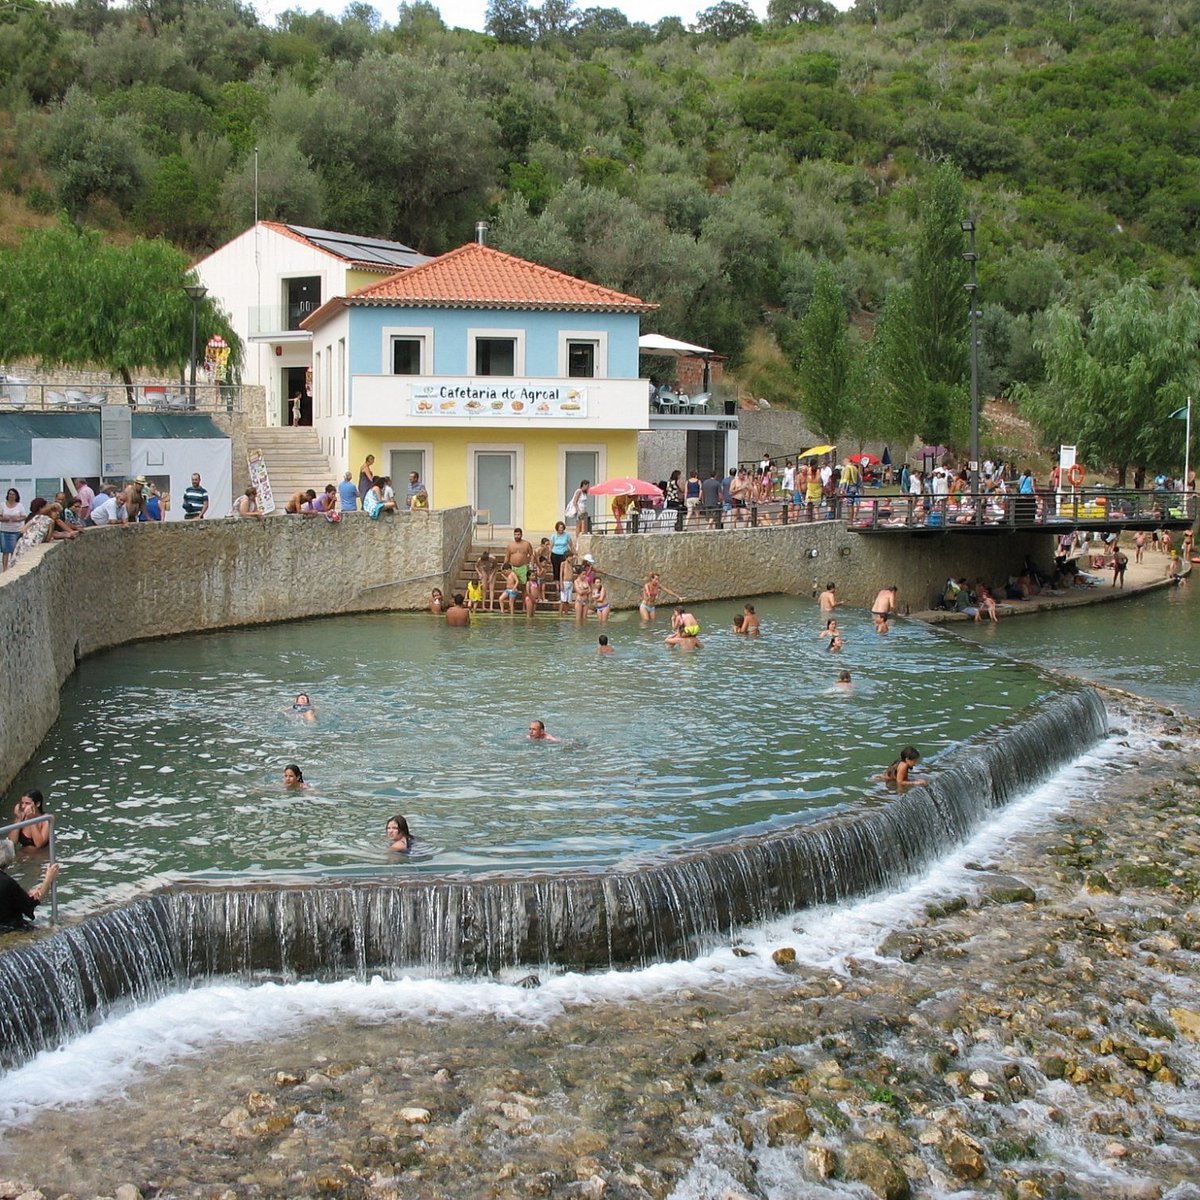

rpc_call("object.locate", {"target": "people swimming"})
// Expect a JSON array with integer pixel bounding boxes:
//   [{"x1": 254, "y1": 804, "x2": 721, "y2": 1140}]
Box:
[
  {"x1": 282, "y1": 763, "x2": 310, "y2": 788},
  {"x1": 386, "y1": 814, "x2": 412, "y2": 852},
  {"x1": 881, "y1": 746, "x2": 927, "y2": 788},
  {"x1": 528, "y1": 720, "x2": 560, "y2": 742},
  {"x1": 288, "y1": 693, "x2": 316, "y2": 723}
]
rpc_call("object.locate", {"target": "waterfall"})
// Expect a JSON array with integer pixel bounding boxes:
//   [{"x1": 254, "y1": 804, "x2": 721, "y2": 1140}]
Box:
[{"x1": 0, "y1": 686, "x2": 1107, "y2": 1070}]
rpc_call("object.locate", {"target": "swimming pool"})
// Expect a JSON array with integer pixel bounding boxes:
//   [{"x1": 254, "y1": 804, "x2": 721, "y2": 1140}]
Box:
[{"x1": 11, "y1": 597, "x2": 1058, "y2": 912}]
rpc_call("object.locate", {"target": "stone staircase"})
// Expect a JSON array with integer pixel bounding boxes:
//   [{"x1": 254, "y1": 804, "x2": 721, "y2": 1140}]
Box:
[
  {"x1": 244, "y1": 427, "x2": 337, "y2": 505},
  {"x1": 449, "y1": 541, "x2": 576, "y2": 614}
]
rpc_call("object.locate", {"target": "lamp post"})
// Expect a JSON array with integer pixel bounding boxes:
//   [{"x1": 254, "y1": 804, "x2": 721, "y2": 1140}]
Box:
[
  {"x1": 183, "y1": 282, "x2": 208, "y2": 407},
  {"x1": 960, "y1": 219, "x2": 981, "y2": 495}
]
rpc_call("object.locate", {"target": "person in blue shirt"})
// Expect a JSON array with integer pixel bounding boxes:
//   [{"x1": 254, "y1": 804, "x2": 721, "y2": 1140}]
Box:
[{"x1": 337, "y1": 472, "x2": 359, "y2": 512}]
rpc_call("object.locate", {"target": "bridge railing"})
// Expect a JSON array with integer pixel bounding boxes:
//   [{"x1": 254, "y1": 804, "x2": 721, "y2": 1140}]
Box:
[
  {"x1": 579, "y1": 487, "x2": 1197, "y2": 536},
  {"x1": 848, "y1": 488, "x2": 1197, "y2": 532}
]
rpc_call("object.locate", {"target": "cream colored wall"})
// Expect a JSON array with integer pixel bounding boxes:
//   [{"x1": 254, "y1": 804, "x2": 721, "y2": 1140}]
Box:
[{"x1": 347, "y1": 427, "x2": 638, "y2": 535}]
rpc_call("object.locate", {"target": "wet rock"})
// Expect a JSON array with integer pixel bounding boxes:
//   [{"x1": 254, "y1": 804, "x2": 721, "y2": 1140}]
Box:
[
  {"x1": 772, "y1": 947, "x2": 796, "y2": 966},
  {"x1": 838, "y1": 1140, "x2": 910, "y2": 1200},
  {"x1": 807, "y1": 1145, "x2": 836, "y2": 1178},
  {"x1": 942, "y1": 1129, "x2": 987, "y2": 1180},
  {"x1": 980, "y1": 876, "x2": 1037, "y2": 905},
  {"x1": 764, "y1": 1102, "x2": 810, "y2": 1144},
  {"x1": 1170, "y1": 1007, "x2": 1200, "y2": 1041},
  {"x1": 731, "y1": 945, "x2": 754, "y2": 957},
  {"x1": 877, "y1": 932, "x2": 924, "y2": 962}
]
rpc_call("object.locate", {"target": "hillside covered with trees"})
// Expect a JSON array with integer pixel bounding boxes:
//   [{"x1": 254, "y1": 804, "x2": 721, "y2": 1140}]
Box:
[{"x1": 1, "y1": 0, "x2": 1198, "y2": 478}]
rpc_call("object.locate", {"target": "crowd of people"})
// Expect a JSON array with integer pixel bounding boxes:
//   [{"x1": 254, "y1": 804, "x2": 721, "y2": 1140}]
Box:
[{"x1": 0, "y1": 474, "x2": 181, "y2": 569}]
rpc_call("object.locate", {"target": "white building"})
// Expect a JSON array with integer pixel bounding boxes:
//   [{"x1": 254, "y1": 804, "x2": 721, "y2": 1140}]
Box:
[{"x1": 192, "y1": 222, "x2": 429, "y2": 428}]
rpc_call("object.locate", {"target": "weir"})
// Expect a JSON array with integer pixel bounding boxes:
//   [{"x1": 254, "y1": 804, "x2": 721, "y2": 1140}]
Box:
[{"x1": 0, "y1": 686, "x2": 1107, "y2": 1071}]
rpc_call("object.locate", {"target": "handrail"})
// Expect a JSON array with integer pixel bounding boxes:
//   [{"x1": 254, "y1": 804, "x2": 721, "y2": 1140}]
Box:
[
  {"x1": 357, "y1": 507, "x2": 477, "y2": 595},
  {"x1": 0, "y1": 814, "x2": 58, "y2": 925}
]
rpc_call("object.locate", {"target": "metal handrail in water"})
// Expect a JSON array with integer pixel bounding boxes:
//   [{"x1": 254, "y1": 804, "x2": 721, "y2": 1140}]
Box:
[{"x1": 0, "y1": 814, "x2": 58, "y2": 925}]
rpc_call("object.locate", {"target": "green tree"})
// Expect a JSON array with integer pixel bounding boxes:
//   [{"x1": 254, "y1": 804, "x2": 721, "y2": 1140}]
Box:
[
  {"x1": 908, "y1": 163, "x2": 970, "y2": 447},
  {"x1": 694, "y1": 1, "x2": 759, "y2": 39},
  {"x1": 864, "y1": 281, "x2": 924, "y2": 447},
  {"x1": 40, "y1": 86, "x2": 146, "y2": 222},
  {"x1": 1026, "y1": 279, "x2": 1200, "y2": 484},
  {"x1": 0, "y1": 223, "x2": 241, "y2": 389},
  {"x1": 793, "y1": 260, "x2": 857, "y2": 442}
]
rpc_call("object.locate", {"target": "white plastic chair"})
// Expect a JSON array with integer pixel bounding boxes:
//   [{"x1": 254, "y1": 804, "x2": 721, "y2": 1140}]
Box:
[
  {"x1": 473, "y1": 508, "x2": 494, "y2": 540},
  {"x1": 46, "y1": 390, "x2": 67, "y2": 407}
]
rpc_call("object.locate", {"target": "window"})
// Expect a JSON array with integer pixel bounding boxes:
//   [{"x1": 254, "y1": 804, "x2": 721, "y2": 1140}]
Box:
[
  {"x1": 476, "y1": 337, "x2": 516, "y2": 376},
  {"x1": 286, "y1": 276, "x2": 321, "y2": 330},
  {"x1": 392, "y1": 337, "x2": 423, "y2": 375},
  {"x1": 567, "y1": 341, "x2": 597, "y2": 378}
]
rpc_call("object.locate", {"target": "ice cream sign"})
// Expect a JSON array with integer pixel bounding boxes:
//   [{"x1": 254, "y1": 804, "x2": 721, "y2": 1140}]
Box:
[{"x1": 410, "y1": 381, "x2": 588, "y2": 418}]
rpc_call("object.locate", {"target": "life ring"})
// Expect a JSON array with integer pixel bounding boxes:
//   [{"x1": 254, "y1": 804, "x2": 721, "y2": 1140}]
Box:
[{"x1": 1067, "y1": 464, "x2": 1085, "y2": 487}]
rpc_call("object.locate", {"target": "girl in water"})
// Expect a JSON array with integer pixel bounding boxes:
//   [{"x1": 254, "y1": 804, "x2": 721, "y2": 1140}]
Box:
[
  {"x1": 282, "y1": 764, "x2": 310, "y2": 789},
  {"x1": 882, "y1": 746, "x2": 927, "y2": 788},
  {"x1": 8, "y1": 790, "x2": 50, "y2": 849},
  {"x1": 386, "y1": 814, "x2": 412, "y2": 852}
]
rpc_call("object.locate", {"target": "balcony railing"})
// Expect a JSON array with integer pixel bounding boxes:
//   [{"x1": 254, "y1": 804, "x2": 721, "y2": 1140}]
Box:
[{"x1": 0, "y1": 378, "x2": 247, "y2": 414}]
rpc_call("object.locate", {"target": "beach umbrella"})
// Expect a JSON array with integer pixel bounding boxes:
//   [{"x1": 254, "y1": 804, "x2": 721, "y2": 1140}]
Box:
[
  {"x1": 849, "y1": 452, "x2": 880, "y2": 467},
  {"x1": 881, "y1": 446, "x2": 892, "y2": 466},
  {"x1": 588, "y1": 477, "x2": 664, "y2": 498},
  {"x1": 799, "y1": 444, "x2": 836, "y2": 458}
]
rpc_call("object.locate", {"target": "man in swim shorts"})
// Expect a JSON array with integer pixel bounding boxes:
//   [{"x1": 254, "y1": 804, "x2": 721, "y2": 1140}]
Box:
[
  {"x1": 506, "y1": 528, "x2": 534, "y2": 585},
  {"x1": 445, "y1": 593, "x2": 471, "y2": 626}
]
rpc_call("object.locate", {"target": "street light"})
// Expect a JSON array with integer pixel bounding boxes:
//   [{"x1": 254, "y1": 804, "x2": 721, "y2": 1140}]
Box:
[
  {"x1": 183, "y1": 282, "x2": 208, "y2": 406},
  {"x1": 961, "y1": 218, "x2": 981, "y2": 494}
]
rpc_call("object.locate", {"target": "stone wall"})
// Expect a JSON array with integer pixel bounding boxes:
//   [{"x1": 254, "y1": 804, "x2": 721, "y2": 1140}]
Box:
[
  {"x1": 579, "y1": 521, "x2": 1054, "y2": 616},
  {"x1": 0, "y1": 507, "x2": 472, "y2": 790}
]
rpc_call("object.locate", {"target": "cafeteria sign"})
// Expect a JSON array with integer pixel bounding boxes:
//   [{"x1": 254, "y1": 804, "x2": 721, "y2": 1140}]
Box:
[{"x1": 410, "y1": 381, "x2": 588, "y2": 418}]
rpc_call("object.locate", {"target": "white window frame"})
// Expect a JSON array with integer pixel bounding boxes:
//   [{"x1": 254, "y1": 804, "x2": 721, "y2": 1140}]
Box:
[
  {"x1": 381, "y1": 325, "x2": 434, "y2": 376},
  {"x1": 468, "y1": 327, "x2": 525, "y2": 377},
  {"x1": 557, "y1": 330, "x2": 608, "y2": 378}
]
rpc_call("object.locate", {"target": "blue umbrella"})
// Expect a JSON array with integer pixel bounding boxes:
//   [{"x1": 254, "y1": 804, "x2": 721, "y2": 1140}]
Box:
[{"x1": 881, "y1": 446, "x2": 892, "y2": 466}]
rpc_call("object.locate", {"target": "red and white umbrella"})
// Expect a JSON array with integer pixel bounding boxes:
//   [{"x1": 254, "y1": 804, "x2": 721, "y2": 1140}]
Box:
[
  {"x1": 588, "y1": 477, "x2": 664, "y2": 498},
  {"x1": 849, "y1": 453, "x2": 880, "y2": 468}
]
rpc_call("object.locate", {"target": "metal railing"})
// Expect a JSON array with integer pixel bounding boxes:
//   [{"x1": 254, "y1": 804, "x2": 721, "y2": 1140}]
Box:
[
  {"x1": 1, "y1": 814, "x2": 58, "y2": 925},
  {"x1": 582, "y1": 488, "x2": 1198, "y2": 537},
  {"x1": 849, "y1": 488, "x2": 1198, "y2": 532},
  {"x1": 0, "y1": 378, "x2": 246, "y2": 415}
]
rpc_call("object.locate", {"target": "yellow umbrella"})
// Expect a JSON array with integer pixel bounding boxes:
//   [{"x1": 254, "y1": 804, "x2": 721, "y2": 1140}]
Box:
[{"x1": 799, "y1": 444, "x2": 836, "y2": 457}]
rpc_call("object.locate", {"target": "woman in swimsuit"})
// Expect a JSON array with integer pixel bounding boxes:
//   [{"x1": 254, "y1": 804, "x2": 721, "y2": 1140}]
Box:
[
  {"x1": 288, "y1": 693, "x2": 317, "y2": 723},
  {"x1": 8, "y1": 790, "x2": 49, "y2": 849},
  {"x1": 639, "y1": 572, "x2": 680, "y2": 620},
  {"x1": 523, "y1": 573, "x2": 542, "y2": 617},
  {"x1": 741, "y1": 604, "x2": 760, "y2": 635},
  {"x1": 386, "y1": 814, "x2": 412, "y2": 853},
  {"x1": 573, "y1": 572, "x2": 592, "y2": 621},
  {"x1": 476, "y1": 551, "x2": 498, "y2": 611},
  {"x1": 591, "y1": 576, "x2": 611, "y2": 622},
  {"x1": 820, "y1": 618, "x2": 838, "y2": 640}
]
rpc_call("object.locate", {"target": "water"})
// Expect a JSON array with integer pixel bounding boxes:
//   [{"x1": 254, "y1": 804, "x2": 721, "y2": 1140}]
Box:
[
  {"x1": 952, "y1": 579, "x2": 1200, "y2": 715},
  {"x1": 10, "y1": 598, "x2": 1057, "y2": 913}
]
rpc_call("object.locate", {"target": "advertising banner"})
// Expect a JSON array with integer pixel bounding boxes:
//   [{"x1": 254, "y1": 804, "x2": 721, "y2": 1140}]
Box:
[
  {"x1": 247, "y1": 449, "x2": 276, "y2": 515},
  {"x1": 410, "y1": 381, "x2": 588, "y2": 418}
]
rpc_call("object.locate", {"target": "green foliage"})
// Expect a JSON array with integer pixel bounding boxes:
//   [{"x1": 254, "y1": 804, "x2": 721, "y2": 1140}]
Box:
[
  {"x1": 0, "y1": 222, "x2": 241, "y2": 383},
  {"x1": 40, "y1": 86, "x2": 146, "y2": 221},
  {"x1": 793, "y1": 260, "x2": 858, "y2": 442},
  {"x1": 694, "y1": 1, "x2": 760, "y2": 39},
  {"x1": 1026, "y1": 279, "x2": 1200, "y2": 481}
]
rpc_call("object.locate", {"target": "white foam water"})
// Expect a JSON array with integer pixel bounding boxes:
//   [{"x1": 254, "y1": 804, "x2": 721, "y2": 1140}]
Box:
[{"x1": 0, "y1": 727, "x2": 1143, "y2": 1132}]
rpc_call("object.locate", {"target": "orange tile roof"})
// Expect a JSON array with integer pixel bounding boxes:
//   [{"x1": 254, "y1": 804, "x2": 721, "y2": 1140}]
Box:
[{"x1": 347, "y1": 243, "x2": 657, "y2": 313}]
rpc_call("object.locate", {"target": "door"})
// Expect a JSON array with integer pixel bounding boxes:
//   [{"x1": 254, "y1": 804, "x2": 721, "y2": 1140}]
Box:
[
  {"x1": 390, "y1": 449, "x2": 425, "y2": 495},
  {"x1": 475, "y1": 452, "x2": 515, "y2": 527},
  {"x1": 284, "y1": 366, "x2": 310, "y2": 427},
  {"x1": 564, "y1": 450, "x2": 599, "y2": 511}
]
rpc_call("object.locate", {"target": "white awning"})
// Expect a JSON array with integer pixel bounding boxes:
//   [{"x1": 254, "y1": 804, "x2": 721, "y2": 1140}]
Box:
[{"x1": 638, "y1": 333, "x2": 714, "y2": 357}]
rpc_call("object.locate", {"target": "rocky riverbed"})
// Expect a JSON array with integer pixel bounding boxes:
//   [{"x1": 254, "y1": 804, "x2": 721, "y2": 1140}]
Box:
[{"x1": 3, "y1": 693, "x2": 1200, "y2": 1200}]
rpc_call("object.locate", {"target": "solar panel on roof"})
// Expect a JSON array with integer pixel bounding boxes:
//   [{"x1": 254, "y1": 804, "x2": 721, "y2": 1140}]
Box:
[{"x1": 286, "y1": 225, "x2": 430, "y2": 268}]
